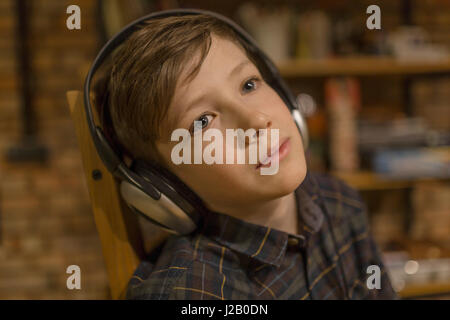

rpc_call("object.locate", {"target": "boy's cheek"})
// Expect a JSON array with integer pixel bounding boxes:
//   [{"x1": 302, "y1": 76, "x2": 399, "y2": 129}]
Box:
[{"x1": 168, "y1": 164, "x2": 251, "y2": 203}]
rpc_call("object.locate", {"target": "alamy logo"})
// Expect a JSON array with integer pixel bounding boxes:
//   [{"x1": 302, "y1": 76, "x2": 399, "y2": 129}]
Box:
[
  {"x1": 66, "y1": 5, "x2": 81, "y2": 30},
  {"x1": 66, "y1": 265, "x2": 81, "y2": 290},
  {"x1": 171, "y1": 122, "x2": 280, "y2": 175},
  {"x1": 366, "y1": 5, "x2": 381, "y2": 30},
  {"x1": 366, "y1": 265, "x2": 381, "y2": 289}
]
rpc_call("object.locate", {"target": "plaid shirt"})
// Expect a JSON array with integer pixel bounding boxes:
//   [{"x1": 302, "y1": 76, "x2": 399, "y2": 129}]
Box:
[{"x1": 126, "y1": 172, "x2": 398, "y2": 300}]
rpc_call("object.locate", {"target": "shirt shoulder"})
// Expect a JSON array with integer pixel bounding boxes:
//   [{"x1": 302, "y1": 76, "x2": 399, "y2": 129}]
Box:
[
  {"x1": 306, "y1": 172, "x2": 369, "y2": 232},
  {"x1": 307, "y1": 172, "x2": 365, "y2": 209},
  {"x1": 126, "y1": 235, "x2": 196, "y2": 300},
  {"x1": 307, "y1": 172, "x2": 398, "y2": 299},
  {"x1": 126, "y1": 233, "x2": 245, "y2": 300}
]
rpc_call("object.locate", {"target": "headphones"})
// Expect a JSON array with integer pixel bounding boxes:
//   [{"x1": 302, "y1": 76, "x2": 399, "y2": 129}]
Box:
[{"x1": 83, "y1": 9, "x2": 309, "y2": 236}]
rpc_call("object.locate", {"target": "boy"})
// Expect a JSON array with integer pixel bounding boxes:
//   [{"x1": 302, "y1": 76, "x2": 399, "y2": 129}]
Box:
[{"x1": 106, "y1": 14, "x2": 397, "y2": 299}]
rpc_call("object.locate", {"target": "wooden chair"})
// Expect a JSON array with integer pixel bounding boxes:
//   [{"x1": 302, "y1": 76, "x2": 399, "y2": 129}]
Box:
[{"x1": 66, "y1": 91, "x2": 168, "y2": 299}]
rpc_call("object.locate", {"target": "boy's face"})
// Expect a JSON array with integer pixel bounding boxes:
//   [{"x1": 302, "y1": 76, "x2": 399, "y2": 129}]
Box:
[{"x1": 156, "y1": 35, "x2": 307, "y2": 213}]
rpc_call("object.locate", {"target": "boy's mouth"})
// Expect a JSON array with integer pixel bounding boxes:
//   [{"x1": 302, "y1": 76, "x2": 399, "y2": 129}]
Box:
[{"x1": 256, "y1": 137, "x2": 290, "y2": 169}]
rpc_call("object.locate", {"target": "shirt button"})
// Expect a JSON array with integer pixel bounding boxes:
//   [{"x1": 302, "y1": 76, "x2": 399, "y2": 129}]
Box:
[{"x1": 288, "y1": 237, "x2": 299, "y2": 247}]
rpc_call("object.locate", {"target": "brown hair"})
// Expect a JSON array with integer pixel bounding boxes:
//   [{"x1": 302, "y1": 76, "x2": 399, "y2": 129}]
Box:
[{"x1": 104, "y1": 14, "x2": 259, "y2": 165}]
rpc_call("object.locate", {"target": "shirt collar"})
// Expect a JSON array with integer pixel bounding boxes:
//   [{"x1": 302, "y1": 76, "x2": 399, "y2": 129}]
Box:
[{"x1": 199, "y1": 172, "x2": 325, "y2": 267}]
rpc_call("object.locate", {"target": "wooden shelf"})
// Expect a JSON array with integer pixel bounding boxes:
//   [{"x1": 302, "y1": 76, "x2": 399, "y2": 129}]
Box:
[
  {"x1": 331, "y1": 171, "x2": 449, "y2": 190},
  {"x1": 277, "y1": 56, "x2": 450, "y2": 77},
  {"x1": 399, "y1": 282, "x2": 450, "y2": 299}
]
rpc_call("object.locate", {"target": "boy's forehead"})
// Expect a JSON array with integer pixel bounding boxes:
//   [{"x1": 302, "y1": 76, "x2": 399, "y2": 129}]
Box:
[
  {"x1": 166, "y1": 36, "x2": 252, "y2": 129},
  {"x1": 178, "y1": 35, "x2": 248, "y2": 89},
  {"x1": 189, "y1": 39, "x2": 249, "y2": 88}
]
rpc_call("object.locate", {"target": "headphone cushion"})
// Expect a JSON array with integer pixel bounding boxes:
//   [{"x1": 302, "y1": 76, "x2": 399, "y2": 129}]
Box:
[{"x1": 132, "y1": 159, "x2": 206, "y2": 218}]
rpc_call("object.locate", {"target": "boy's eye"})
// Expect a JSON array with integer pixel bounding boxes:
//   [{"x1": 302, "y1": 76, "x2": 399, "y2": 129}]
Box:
[
  {"x1": 241, "y1": 77, "x2": 260, "y2": 94},
  {"x1": 191, "y1": 114, "x2": 214, "y2": 133}
]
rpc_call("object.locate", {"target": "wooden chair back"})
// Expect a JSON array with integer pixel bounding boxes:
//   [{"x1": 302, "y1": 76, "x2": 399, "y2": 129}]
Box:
[{"x1": 66, "y1": 90, "x2": 167, "y2": 299}]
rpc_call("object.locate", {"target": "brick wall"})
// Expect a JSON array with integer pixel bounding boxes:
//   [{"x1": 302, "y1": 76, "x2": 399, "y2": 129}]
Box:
[{"x1": 0, "y1": 0, "x2": 109, "y2": 299}]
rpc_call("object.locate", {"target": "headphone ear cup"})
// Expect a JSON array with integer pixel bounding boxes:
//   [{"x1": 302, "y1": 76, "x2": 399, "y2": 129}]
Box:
[
  {"x1": 133, "y1": 159, "x2": 206, "y2": 214},
  {"x1": 121, "y1": 159, "x2": 204, "y2": 235},
  {"x1": 119, "y1": 180, "x2": 196, "y2": 235},
  {"x1": 292, "y1": 109, "x2": 309, "y2": 149}
]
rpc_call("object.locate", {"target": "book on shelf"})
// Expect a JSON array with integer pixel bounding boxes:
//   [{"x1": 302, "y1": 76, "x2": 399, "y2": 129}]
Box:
[{"x1": 372, "y1": 147, "x2": 450, "y2": 179}]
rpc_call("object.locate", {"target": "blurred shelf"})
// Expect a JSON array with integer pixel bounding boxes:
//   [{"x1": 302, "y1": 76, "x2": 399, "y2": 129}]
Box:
[
  {"x1": 331, "y1": 171, "x2": 450, "y2": 190},
  {"x1": 399, "y1": 282, "x2": 450, "y2": 299},
  {"x1": 277, "y1": 56, "x2": 450, "y2": 78},
  {"x1": 384, "y1": 244, "x2": 450, "y2": 299}
]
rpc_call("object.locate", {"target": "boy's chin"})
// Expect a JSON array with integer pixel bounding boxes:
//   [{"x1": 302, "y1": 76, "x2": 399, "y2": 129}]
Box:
[{"x1": 262, "y1": 165, "x2": 307, "y2": 199}]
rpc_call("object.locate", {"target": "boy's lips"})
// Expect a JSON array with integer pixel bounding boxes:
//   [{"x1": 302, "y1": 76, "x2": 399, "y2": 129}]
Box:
[{"x1": 256, "y1": 138, "x2": 290, "y2": 169}]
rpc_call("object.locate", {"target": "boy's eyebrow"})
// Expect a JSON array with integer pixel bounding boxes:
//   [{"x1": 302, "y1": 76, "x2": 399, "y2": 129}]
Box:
[
  {"x1": 228, "y1": 60, "x2": 251, "y2": 80},
  {"x1": 182, "y1": 59, "x2": 252, "y2": 115}
]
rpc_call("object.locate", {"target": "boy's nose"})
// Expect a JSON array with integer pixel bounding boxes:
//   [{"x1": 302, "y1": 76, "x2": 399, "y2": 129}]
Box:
[
  {"x1": 236, "y1": 108, "x2": 272, "y2": 146},
  {"x1": 232, "y1": 102, "x2": 272, "y2": 131},
  {"x1": 247, "y1": 112, "x2": 272, "y2": 135},
  {"x1": 222, "y1": 96, "x2": 273, "y2": 140}
]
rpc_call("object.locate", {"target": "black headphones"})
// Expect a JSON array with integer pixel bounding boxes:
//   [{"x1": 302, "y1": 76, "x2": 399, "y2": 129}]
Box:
[{"x1": 83, "y1": 9, "x2": 309, "y2": 235}]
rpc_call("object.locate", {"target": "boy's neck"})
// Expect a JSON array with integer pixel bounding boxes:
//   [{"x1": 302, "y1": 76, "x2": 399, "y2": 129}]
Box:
[{"x1": 212, "y1": 192, "x2": 299, "y2": 235}]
